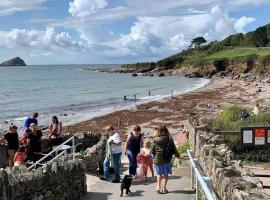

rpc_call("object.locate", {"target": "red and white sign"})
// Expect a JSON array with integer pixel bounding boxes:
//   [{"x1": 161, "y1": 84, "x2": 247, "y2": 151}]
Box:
[
  {"x1": 255, "y1": 128, "x2": 265, "y2": 145},
  {"x1": 267, "y1": 130, "x2": 270, "y2": 144}
]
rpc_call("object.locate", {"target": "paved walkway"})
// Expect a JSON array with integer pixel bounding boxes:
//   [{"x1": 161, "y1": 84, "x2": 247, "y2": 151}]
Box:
[{"x1": 81, "y1": 157, "x2": 195, "y2": 200}]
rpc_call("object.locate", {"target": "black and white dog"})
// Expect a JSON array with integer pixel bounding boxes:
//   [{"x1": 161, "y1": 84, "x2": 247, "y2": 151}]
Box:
[{"x1": 120, "y1": 175, "x2": 132, "y2": 197}]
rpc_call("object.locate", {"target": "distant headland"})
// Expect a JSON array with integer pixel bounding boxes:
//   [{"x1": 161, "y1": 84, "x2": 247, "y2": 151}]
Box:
[{"x1": 0, "y1": 57, "x2": 26, "y2": 66}]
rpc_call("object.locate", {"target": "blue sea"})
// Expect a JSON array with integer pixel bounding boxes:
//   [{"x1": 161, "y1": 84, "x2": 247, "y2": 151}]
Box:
[{"x1": 0, "y1": 64, "x2": 209, "y2": 133}]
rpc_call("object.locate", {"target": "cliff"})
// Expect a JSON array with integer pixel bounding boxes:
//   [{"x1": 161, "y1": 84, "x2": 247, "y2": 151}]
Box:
[{"x1": 0, "y1": 57, "x2": 26, "y2": 66}]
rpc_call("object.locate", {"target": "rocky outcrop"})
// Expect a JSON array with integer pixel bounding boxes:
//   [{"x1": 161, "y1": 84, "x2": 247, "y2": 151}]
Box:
[
  {"x1": 75, "y1": 134, "x2": 108, "y2": 172},
  {"x1": 0, "y1": 57, "x2": 26, "y2": 66}
]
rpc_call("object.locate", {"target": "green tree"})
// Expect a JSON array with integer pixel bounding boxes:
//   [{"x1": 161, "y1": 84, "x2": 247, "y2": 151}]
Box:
[{"x1": 191, "y1": 37, "x2": 207, "y2": 49}]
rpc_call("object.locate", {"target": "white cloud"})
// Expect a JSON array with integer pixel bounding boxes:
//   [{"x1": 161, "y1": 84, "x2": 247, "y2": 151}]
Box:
[
  {"x1": 0, "y1": 0, "x2": 47, "y2": 16},
  {"x1": 0, "y1": 27, "x2": 90, "y2": 53},
  {"x1": 234, "y1": 16, "x2": 256, "y2": 33},
  {"x1": 69, "y1": 0, "x2": 108, "y2": 17},
  {"x1": 103, "y1": 6, "x2": 257, "y2": 59}
]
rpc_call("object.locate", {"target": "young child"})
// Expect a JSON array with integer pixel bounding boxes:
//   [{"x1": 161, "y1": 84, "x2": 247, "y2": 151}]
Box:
[
  {"x1": 14, "y1": 146, "x2": 27, "y2": 166},
  {"x1": 137, "y1": 139, "x2": 154, "y2": 179}
]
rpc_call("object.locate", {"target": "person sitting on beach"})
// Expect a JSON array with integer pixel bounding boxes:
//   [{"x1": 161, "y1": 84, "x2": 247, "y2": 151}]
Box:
[
  {"x1": 125, "y1": 125, "x2": 143, "y2": 179},
  {"x1": 14, "y1": 146, "x2": 27, "y2": 167},
  {"x1": 24, "y1": 112, "x2": 38, "y2": 130},
  {"x1": 137, "y1": 139, "x2": 154, "y2": 180},
  {"x1": 240, "y1": 110, "x2": 250, "y2": 120},
  {"x1": 49, "y1": 116, "x2": 63, "y2": 146},
  {"x1": 152, "y1": 125, "x2": 179, "y2": 194},
  {"x1": 100, "y1": 126, "x2": 122, "y2": 183},
  {"x1": 253, "y1": 103, "x2": 259, "y2": 116},
  {"x1": 0, "y1": 124, "x2": 19, "y2": 167},
  {"x1": 28, "y1": 123, "x2": 42, "y2": 154}
]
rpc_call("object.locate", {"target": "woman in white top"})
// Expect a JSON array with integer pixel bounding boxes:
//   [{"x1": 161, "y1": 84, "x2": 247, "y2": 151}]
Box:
[
  {"x1": 49, "y1": 116, "x2": 62, "y2": 145},
  {"x1": 253, "y1": 103, "x2": 259, "y2": 116}
]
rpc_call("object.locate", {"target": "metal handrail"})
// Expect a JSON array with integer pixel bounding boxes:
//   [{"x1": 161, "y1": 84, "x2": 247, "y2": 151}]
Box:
[
  {"x1": 187, "y1": 149, "x2": 215, "y2": 200},
  {"x1": 28, "y1": 136, "x2": 75, "y2": 170}
]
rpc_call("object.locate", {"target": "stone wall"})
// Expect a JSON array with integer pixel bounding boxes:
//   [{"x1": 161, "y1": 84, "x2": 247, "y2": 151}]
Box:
[
  {"x1": 0, "y1": 145, "x2": 8, "y2": 168},
  {"x1": 0, "y1": 158, "x2": 86, "y2": 200},
  {"x1": 75, "y1": 134, "x2": 108, "y2": 172},
  {"x1": 189, "y1": 114, "x2": 270, "y2": 200}
]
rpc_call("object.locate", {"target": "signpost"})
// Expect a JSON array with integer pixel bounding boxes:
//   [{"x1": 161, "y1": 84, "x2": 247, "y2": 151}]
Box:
[{"x1": 241, "y1": 127, "x2": 269, "y2": 146}]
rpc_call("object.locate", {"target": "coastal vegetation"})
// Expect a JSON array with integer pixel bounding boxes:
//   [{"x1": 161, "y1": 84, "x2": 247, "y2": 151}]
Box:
[
  {"x1": 117, "y1": 23, "x2": 270, "y2": 77},
  {"x1": 205, "y1": 105, "x2": 270, "y2": 161}
]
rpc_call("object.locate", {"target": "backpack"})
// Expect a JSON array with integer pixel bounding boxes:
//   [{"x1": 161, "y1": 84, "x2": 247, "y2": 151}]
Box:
[{"x1": 164, "y1": 138, "x2": 178, "y2": 160}]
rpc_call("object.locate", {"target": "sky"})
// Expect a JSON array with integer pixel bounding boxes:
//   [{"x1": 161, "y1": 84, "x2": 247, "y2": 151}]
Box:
[{"x1": 0, "y1": 0, "x2": 270, "y2": 65}]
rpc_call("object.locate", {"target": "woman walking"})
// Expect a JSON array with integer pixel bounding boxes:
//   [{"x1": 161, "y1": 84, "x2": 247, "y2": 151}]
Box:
[
  {"x1": 152, "y1": 125, "x2": 179, "y2": 194},
  {"x1": 125, "y1": 125, "x2": 143, "y2": 179}
]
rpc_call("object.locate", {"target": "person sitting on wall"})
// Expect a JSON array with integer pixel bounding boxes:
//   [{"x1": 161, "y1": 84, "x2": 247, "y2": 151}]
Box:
[
  {"x1": 0, "y1": 124, "x2": 19, "y2": 167},
  {"x1": 49, "y1": 116, "x2": 63, "y2": 146},
  {"x1": 24, "y1": 112, "x2": 38, "y2": 130},
  {"x1": 28, "y1": 123, "x2": 42, "y2": 154},
  {"x1": 14, "y1": 146, "x2": 27, "y2": 167}
]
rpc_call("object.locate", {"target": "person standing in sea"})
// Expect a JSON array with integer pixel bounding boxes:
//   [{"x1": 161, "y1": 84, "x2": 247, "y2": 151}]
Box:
[
  {"x1": 24, "y1": 112, "x2": 38, "y2": 130},
  {"x1": 125, "y1": 125, "x2": 143, "y2": 179},
  {"x1": 100, "y1": 126, "x2": 122, "y2": 183}
]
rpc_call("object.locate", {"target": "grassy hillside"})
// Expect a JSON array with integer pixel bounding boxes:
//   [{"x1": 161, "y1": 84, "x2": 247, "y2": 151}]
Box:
[
  {"x1": 121, "y1": 23, "x2": 270, "y2": 76},
  {"x1": 204, "y1": 48, "x2": 270, "y2": 60}
]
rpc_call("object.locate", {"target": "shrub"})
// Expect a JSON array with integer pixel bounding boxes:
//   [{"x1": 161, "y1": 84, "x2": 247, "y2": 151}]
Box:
[{"x1": 220, "y1": 105, "x2": 245, "y2": 122}]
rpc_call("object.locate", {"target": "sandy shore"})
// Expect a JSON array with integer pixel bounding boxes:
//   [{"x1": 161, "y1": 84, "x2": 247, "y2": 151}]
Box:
[{"x1": 63, "y1": 77, "x2": 270, "y2": 138}]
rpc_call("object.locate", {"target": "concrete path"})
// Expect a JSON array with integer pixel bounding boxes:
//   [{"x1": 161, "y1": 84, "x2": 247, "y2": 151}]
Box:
[{"x1": 81, "y1": 157, "x2": 195, "y2": 200}]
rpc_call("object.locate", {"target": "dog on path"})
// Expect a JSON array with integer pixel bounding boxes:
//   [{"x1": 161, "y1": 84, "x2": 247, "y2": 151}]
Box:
[{"x1": 120, "y1": 175, "x2": 132, "y2": 197}]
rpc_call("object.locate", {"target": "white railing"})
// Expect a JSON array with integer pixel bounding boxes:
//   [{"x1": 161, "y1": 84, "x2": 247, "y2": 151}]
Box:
[
  {"x1": 187, "y1": 149, "x2": 216, "y2": 200},
  {"x1": 28, "y1": 136, "x2": 75, "y2": 170}
]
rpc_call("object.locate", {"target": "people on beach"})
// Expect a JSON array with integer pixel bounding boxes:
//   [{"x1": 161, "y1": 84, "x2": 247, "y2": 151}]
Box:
[
  {"x1": 49, "y1": 116, "x2": 63, "y2": 146},
  {"x1": 28, "y1": 123, "x2": 42, "y2": 154},
  {"x1": 253, "y1": 103, "x2": 259, "y2": 116},
  {"x1": 24, "y1": 112, "x2": 38, "y2": 130},
  {"x1": 123, "y1": 95, "x2": 127, "y2": 101},
  {"x1": 125, "y1": 125, "x2": 143, "y2": 179},
  {"x1": 149, "y1": 91, "x2": 151, "y2": 96},
  {"x1": 0, "y1": 124, "x2": 19, "y2": 167},
  {"x1": 137, "y1": 139, "x2": 154, "y2": 179},
  {"x1": 100, "y1": 126, "x2": 122, "y2": 183},
  {"x1": 152, "y1": 125, "x2": 179, "y2": 194},
  {"x1": 207, "y1": 101, "x2": 212, "y2": 111},
  {"x1": 14, "y1": 146, "x2": 27, "y2": 167},
  {"x1": 240, "y1": 110, "x2": 250, "y2": 120},
  {"x1": 171, "y1": 90, "x2": 174, "y2": 99},
  {"x1": 134, "y1": 94, "x2": 137, "y2": 101}
]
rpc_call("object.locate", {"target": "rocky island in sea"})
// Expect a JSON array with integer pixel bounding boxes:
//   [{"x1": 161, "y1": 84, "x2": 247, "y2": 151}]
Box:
[{"x1": 0, "y1": 57, "x2": 26, "y2": 66}]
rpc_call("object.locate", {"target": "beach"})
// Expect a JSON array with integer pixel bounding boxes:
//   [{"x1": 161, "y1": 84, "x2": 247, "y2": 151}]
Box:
[{"x1": 63, "y1": 77, "x2": 270, "y2": 137}]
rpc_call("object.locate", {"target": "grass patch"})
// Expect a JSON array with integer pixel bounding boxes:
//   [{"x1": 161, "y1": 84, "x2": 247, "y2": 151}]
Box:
[{"x1": 204, "y1": 47, "x2": 270, "y2": 60}]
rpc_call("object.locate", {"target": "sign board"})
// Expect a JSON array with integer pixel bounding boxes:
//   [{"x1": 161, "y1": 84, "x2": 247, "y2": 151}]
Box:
[
  {"x1": 255, "y1": 128, "x2": 266, "y2": 145},
  {"x1": 242, "y1": 129, "x2": 253, "y2": 144},
  {"x1": 241, "y1": 127, "x2": 270, "y2": 146},
  {"x1": 267, "y1": 130, "x2": 270, "y2": 144}
]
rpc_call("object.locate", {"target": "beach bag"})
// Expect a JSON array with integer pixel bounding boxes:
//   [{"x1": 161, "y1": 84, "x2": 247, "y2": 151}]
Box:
[{"x1": 164, "y1": 138, "x2": 177, "y2": 160}]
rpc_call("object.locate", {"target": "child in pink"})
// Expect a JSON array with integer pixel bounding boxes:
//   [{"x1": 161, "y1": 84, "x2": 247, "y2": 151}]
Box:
[
  {"x1": 137, "y1": 139, "x2": 154, "y2": 179},
  {"x1": 14, "y1": 146, "x2": 27, "y2": 166}
]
